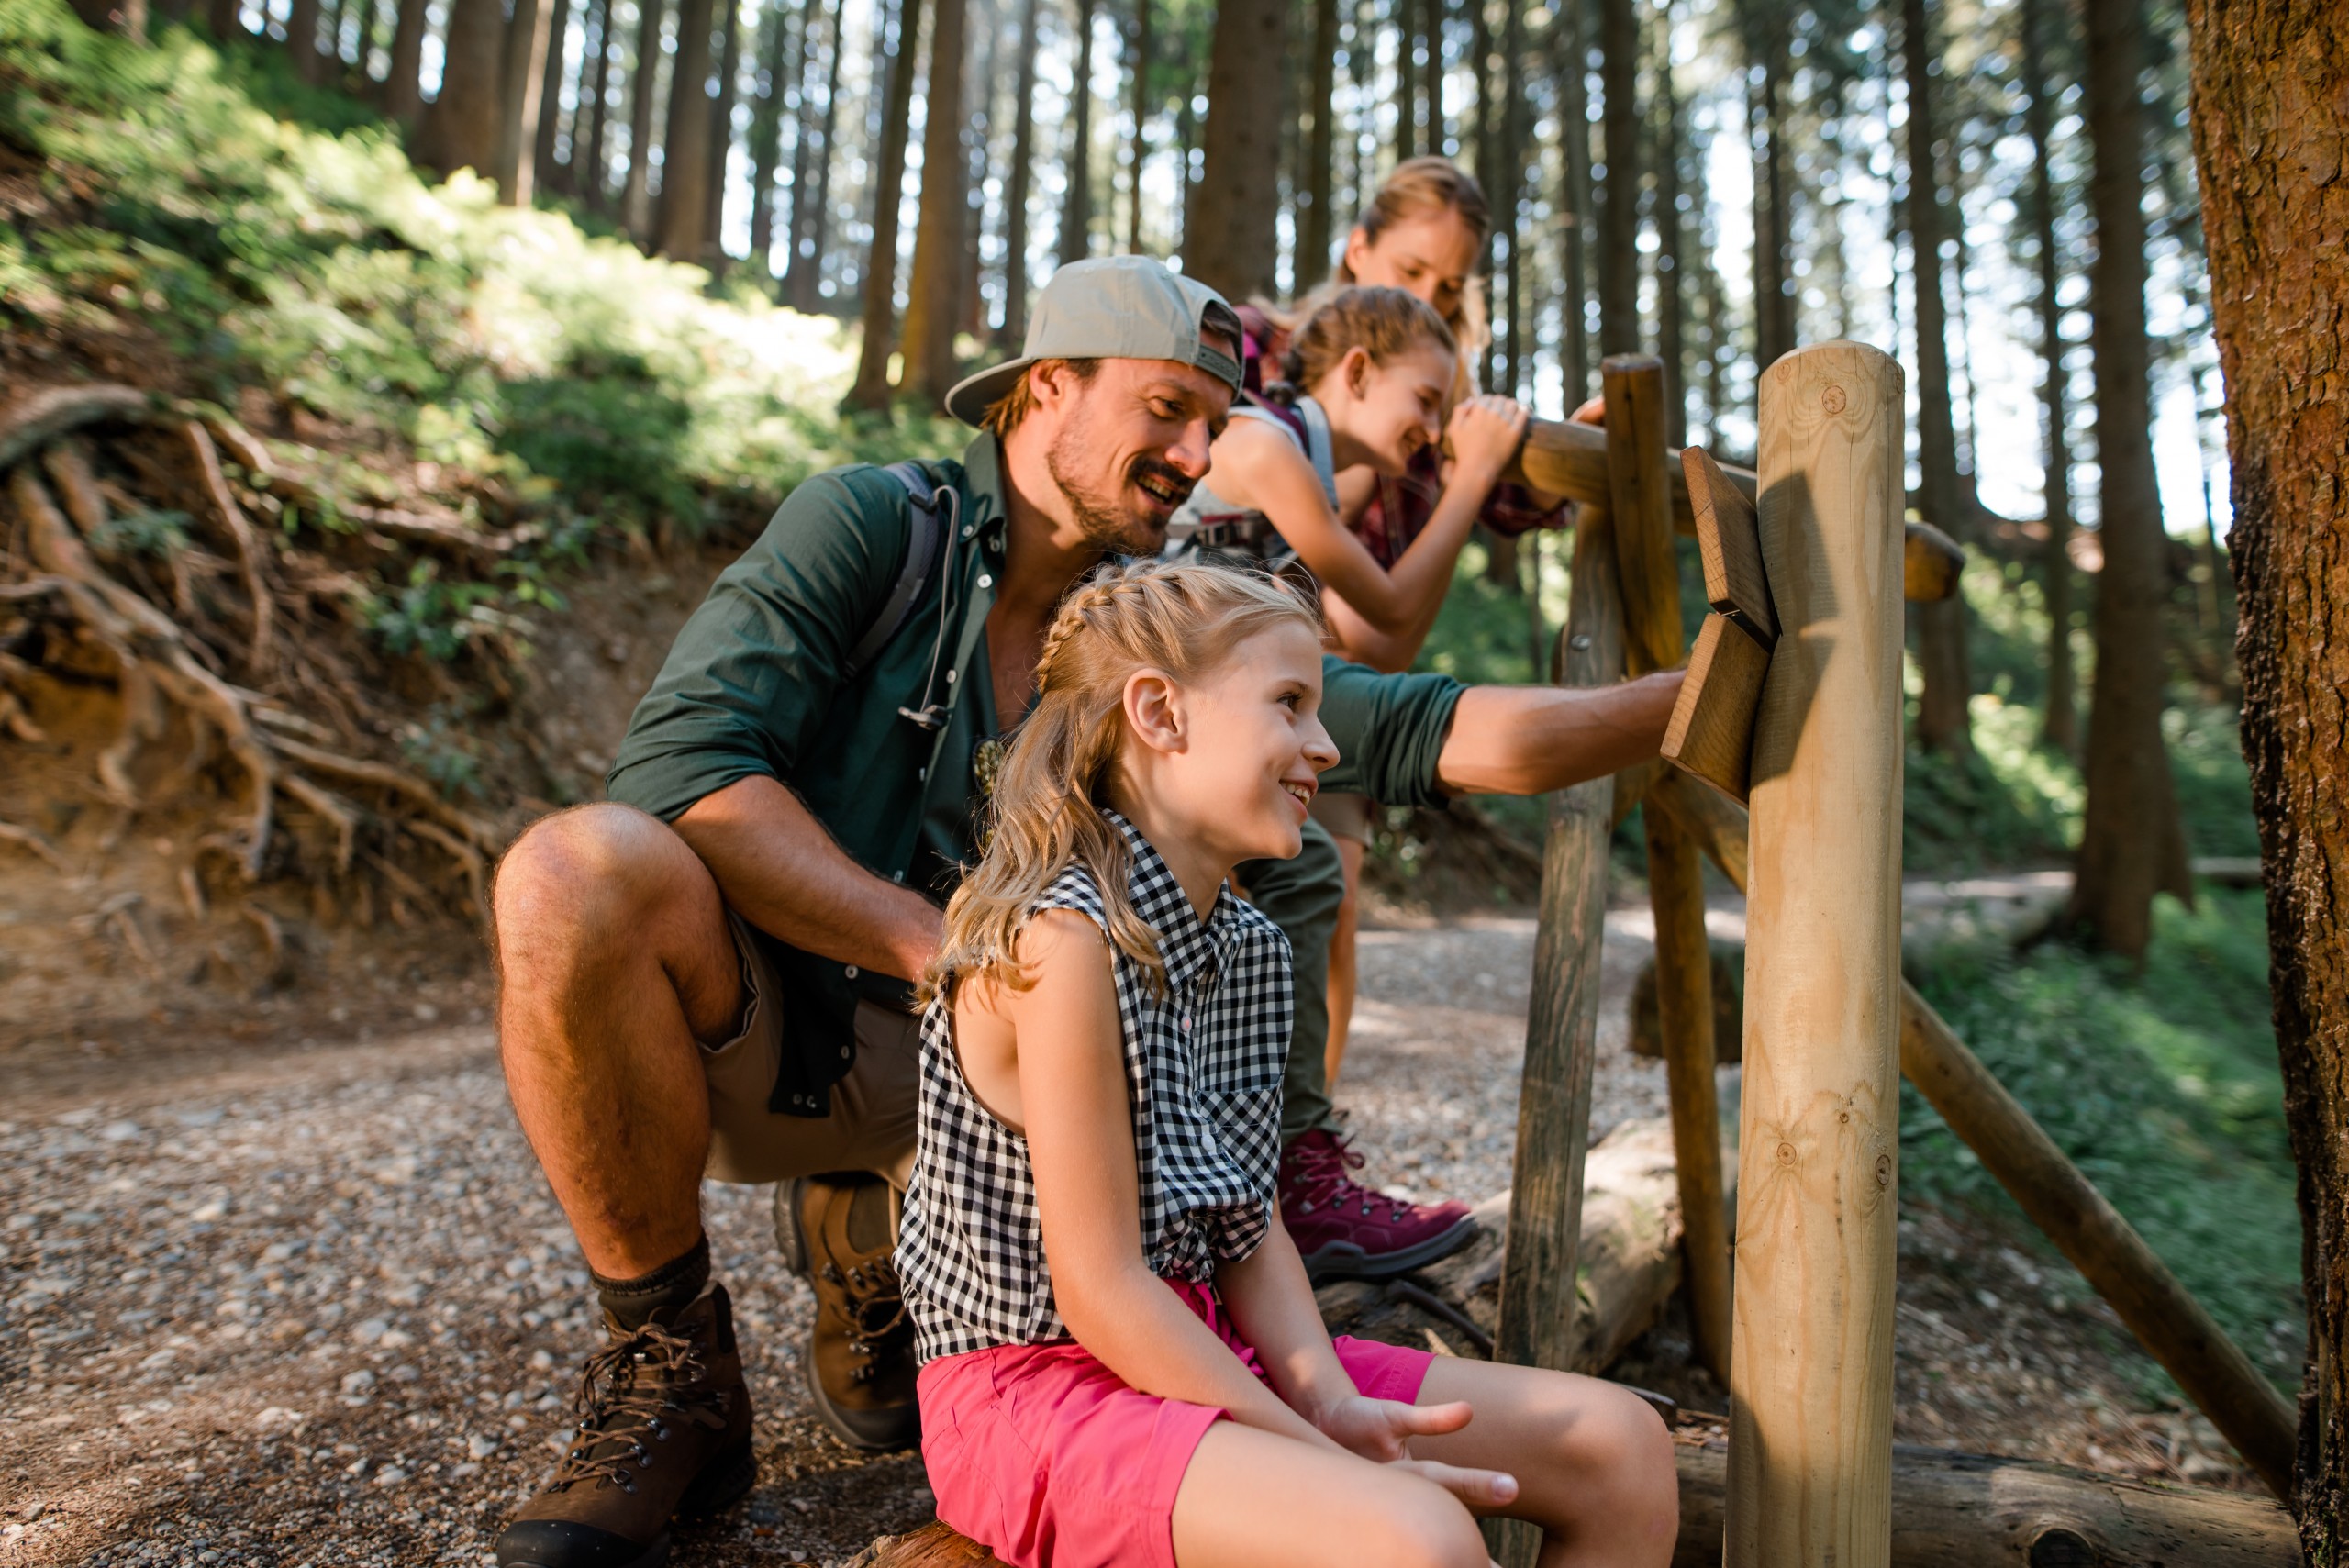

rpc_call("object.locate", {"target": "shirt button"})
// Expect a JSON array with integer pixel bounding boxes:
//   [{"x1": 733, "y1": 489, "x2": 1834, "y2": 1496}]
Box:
[
  {"x1": 840, "y1": 1046, "x2": 852, "y2": 1060},
  {"x1": 845, "y1": 964, "x2": 860, "y2": 979},
  {"x1": 977, "y1": 573, "x2": 994, "y2": 588},
  {"x1": 945, "y1": 669, "x2": 957, "y2": 683}
]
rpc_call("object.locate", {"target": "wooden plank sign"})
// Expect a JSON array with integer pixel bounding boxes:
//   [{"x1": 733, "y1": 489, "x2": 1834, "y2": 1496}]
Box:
[
  {"x1": 1661, "y1": 613, "x2": 1773, "y2": 803},
  {"x1": 1683, "y1": 444, "x2": 1778, "y2": 648}
]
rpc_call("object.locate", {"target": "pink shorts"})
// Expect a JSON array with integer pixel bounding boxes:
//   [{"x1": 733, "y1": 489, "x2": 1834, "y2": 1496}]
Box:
[{"x1": 916, "y1": 1279, "x2": 1435, "y2": 1568}]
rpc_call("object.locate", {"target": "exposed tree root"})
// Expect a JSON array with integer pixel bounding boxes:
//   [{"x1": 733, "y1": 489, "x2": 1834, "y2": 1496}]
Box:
[
  {"x1": 179, "y1": 419, "x2": 276, "y2": 676},
  {"x1": 0, "y1": 384, "x2": 161, "y2": 473},
  {"x1": 0, "y1": 817, "x2": 73, "y2": 874}
]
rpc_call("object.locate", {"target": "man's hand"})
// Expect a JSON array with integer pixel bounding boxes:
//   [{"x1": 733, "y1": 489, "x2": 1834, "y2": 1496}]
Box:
[{"x1": 1311, "y1": 1394, "x2": 1520, "y2": 1509}]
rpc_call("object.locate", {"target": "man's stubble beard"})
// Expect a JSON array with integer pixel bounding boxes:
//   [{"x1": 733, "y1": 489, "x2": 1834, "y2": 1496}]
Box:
[{"x1": 1044, "y1": 411, "x2": 1186, "y2": 559}]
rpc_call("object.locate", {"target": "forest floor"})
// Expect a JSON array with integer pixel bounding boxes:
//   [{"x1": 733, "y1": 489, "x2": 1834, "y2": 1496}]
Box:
[{"x1": 0, "y1": 885, "x2": 2265, "y2": 1568}]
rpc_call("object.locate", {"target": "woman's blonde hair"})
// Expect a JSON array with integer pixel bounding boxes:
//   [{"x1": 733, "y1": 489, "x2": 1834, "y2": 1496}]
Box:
[
  {"x1": 922, "y1": 561, "x2": 1324, "y2": 1004},
  {"x1": 1278, "y1": 285, "x2": 1458, "y2": 395}
]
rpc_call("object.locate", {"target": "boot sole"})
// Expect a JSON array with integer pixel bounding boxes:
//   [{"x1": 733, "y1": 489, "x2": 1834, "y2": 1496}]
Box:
[
  {"x1": 677, "y1": 1439, "x2": 759, "y2": 1520},
  {"x1": 1297, "y1": 1212, "x2": 1479, "y2": 1284}
]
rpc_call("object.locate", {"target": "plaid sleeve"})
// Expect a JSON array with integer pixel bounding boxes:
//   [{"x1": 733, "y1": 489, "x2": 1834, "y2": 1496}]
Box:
[{"x1": 1478, "y1": 481, "x2": 1573, "y2": 539}]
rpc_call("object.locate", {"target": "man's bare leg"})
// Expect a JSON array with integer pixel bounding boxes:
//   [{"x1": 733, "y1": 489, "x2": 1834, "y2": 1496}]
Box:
[{"x1": 492, "y1": 802, "x2": 742, "y2": 1278}]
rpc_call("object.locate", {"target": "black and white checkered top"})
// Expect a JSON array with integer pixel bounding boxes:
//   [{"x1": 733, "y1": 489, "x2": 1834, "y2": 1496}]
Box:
[{"x1": 897, "y1": 810, "x2": 1293, "y2": 1364}]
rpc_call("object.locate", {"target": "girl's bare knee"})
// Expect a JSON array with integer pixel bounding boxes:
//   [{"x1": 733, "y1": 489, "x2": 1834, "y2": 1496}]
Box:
[
  {"x1": 1369, "y1": 1481, "x2": 1488, "y2": 1568},
  {"x1": 1571, "y1": 1387, "x2": 1677, "y2": 1541}
]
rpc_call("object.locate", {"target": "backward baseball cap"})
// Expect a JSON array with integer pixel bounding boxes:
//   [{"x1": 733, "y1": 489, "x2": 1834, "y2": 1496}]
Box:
[{"x1": 942, "y1": 255, "x2": 1246, "y2": 426}]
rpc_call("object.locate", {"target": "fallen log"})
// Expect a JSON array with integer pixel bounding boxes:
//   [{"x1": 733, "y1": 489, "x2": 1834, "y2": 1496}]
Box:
[{"x1": 846, "y1": 1420, "x2": 2299, "y2": 1568}]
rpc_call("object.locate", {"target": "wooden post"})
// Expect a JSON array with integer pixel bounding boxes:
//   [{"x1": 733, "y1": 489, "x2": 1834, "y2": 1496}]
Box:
[
  {"x1": 1728, "y1": 342, "x2": 1906, "y2": 1568},
  {"x1": 1490, "y1": 505, "x2": 1624, "y2": 1568},
  {"x1": 1603, "y1": 354, "x2": 1733, "y2": 1385},
  {"x1": 1647, "y1": 765, "x2": 2301, "y2": 1505}
]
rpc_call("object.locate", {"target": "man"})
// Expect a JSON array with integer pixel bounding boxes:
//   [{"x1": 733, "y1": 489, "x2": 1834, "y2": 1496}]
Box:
[{"x1": 486, "y1": 257, "x2": 1680, "y2": 1568}]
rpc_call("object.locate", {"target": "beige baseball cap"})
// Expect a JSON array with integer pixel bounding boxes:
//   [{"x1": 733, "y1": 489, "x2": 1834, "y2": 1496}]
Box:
[{"x1": 943, "y1": 255, "x2": 1246, "y2": 426}]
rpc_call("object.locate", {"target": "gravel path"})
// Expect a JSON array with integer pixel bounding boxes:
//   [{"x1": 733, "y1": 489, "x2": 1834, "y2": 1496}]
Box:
[{"x1": 0, "y1": 885, "x2": 2263, "y2": 1566}]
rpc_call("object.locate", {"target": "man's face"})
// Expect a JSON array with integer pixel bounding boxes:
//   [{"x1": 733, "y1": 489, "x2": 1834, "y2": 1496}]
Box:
[{"x1": 1031, "y1": 356, "x2": 1233, "y2": 555}]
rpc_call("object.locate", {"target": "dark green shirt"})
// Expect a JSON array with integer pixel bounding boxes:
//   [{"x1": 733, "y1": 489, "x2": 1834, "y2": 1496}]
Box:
[{"x1": 606, "y1": 435, "x2": 1464, "y2": 1111}]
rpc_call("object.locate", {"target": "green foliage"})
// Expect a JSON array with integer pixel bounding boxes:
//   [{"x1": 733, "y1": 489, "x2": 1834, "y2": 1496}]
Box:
[{"x1": 1902, "y1": 890, "x2": 2302, "y2": 1395}]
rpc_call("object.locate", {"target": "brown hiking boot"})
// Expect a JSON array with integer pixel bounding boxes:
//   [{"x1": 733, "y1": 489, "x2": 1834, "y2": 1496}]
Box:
[
  {"x1": 494, "y1": 1284, "x2": 755, "y2": 1568},
  {"x1": 777, "y1": 1174, "x2": 919, "y2": 1452}
]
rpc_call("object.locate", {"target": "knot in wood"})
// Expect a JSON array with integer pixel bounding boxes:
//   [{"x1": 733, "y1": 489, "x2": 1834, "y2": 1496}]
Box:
[
  {"x1": 1875, "y1": 1153, "x2": 1893, "y2": 1188},
  {"x1": 2026, "y1": 1525, "x2": 2099, "y2": 1568},
  {"x1": 1776, "y1": 1140, "x2": 1797, "y2": 1166},
  {"x1": 1820, "y1": 384, "x2": 1847, "y2": 415}
]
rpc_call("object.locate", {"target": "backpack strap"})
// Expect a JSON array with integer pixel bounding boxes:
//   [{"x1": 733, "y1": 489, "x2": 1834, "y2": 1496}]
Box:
[
  {"x1": 1292, "y1": 395, "x2": 1341, "y2": 511},
  {"x1": 843, "y1": 460, "x2": 954, "y2": 681}
]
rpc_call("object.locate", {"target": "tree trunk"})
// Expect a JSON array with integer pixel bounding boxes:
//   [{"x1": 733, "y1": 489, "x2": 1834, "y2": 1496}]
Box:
[
  {"x1": 779, "y1": 0, "x2": 828, "y2": 301},
  {"x1": 1470, "y1": 0, "x2": 1496, "y2": 388},
  {"x1": 959, "y1": 32, "x2": 990, "y2": 339},
  {"x1": 846, "y1": 0, "x2": 925, "y2": 408},
  {"x1": 1061, "y1": 0, "x2": 1097, "y2": 265},
  {"x1": 1128, "y1": 0, "x2": 1152, "y2": 254},
  {"x1": 652, "y1": 0, "x2": 718, "y2": 259},
  {"x1": 1419, "y1": 0, "x2": 1444, "y2": 152},
  {"x1": 286, "y1": 0, "x2": 323, "y2": 80},
  {"x1": 800, "y1": 0, "x2": 844, "y2": 305},
  {"x1": 1188, "y1": 0, "x2": 1287, "y2": 301},
  {"x1": 2021, "y1": 0, "x2": 2076, "y2": 751},
  {"x1": 582, "y1": 0, "x2": 617, "y2": 206},
  {"x1": 495, "y1": 0, "x2": 555, "y2": 204},
  {"x1": 1595, "y1": 0, "x2": 1637, "y2": 355},
  {"x1": 899, "y1": 0, "x2": 968, "y2": 400},
  {"x1": 1904, "y1": 0, "x2": 1973, "y2": 754},
  {"x1": 746, "y1": 0, "x2": 792, "y2": 275},
  {"x1": 1556, "y1": 0, "x2": 1591, "y2": 406},
  {"x1": 424, "y1": 0, "x2": 506, "y2": 177},
  {"x1": 1653, "y1": 0, "x2": 1686, "y2": 444},
  {"x1": 1394, "y1": 0, "x2": 1418, "y2": 161},
  {"x1": 206, "y1": 0, "x2": 242, "y2": 41},
  {"x1": 1498, "y1": 0, "x2": 1524, "y2": 395},
  {"x1": 702, "y1": 0, "x2": 745, "y2": 262},
  {"x1": 1001, "y1": 0, "x2": 1041, "y2": 338},
  {"x1": 1745, "y1": 2, "x2": 1792, "y2": 371},
  {"x1": 1299, "y1": 0, "x2": 1337, "y2": 277},
  {"x1": 622, "y1": 0, "x2": 670, "y2": 241},
  {"x1": 2188, "y1": 2, "x2": 2349, "y2": 1552},
  {"x1": 2063, "y1": 0, "x2": 2192, "y2": 958},
  {"x1": 533, "y1": 0, "x2": 575, "y2": 194}
]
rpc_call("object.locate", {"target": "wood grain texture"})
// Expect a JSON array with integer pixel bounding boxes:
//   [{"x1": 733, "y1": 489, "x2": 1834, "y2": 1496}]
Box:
[
  {"x1": 1661, "y1": 614, "x2": 1771, "y2": 803},
  {"x1": 1728, "y1": 341, "x2": 1907, "y2": 1568},
  {"x1": 1684, "y1": 445, "x2": 1777, "y2": 645},
  {"x1": 1650, "y1": 758, "x2": 2299, "y2": 1507},
  {"x1": 1602, "y1": 356, "x2": 1683, "y2": 678}
]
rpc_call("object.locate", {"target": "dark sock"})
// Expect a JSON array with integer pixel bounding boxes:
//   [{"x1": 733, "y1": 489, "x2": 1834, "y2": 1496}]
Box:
[{"x1": 592, "y1": 1234, "x2": 711, "y2": 1329}]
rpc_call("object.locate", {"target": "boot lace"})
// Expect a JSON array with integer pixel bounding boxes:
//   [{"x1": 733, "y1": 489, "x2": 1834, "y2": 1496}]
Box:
[
  {"x1": 548, "y1": 1319, "x2": 729, "y2": 1493},
  {"x1": 820, "y1": 1254, "x2": 914, "y2": 1385},
  {"x1": 1283, "y1": 1132, "x2": 1407, "y2": 1221}
]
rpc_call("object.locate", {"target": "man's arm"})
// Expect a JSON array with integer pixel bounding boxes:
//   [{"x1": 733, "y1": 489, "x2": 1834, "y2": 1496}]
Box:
[
  {"x1": 672, "y1": 775, "x2": 944, "y2": 984},
  {"x1": 1432, "y1": 671, "x2": 1684, "y2": 797}
]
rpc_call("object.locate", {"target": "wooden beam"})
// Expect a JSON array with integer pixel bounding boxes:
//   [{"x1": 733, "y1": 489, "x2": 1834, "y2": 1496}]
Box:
[
  {"x1": 1660, "y1": 614, "x2": 1772, "y2": 804},
  {"x1": 1683, "y1": 445, "x2": 1777, "y2": 646},
  {"x1": 1603, "y1": 354, "x2": 1732, "y2": 1386},
  {"x1": 1729, "y1": 342, "x2": 1907, "y2": 1568},
  {"x1": 1644, "y1": 767, "x2": 2302, "y2": 1506}
]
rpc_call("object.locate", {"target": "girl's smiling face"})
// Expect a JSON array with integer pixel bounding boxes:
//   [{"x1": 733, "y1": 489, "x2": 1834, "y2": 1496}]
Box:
[
  {"x1": 1343, "y1": 207, "x2": 1482, "y2": 328},
  {"x1": 1318, "y1": 341, "x2": 1456, "y2": 475}
]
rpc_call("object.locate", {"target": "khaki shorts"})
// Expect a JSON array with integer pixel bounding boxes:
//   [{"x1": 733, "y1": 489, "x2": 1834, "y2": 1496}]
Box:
[
  {"x1": 1308, "y1": 789, "x2": 1376, "y2": 845},
  {"x1": 700, "y1": 912, "x2": 921, "y2": 1189}
]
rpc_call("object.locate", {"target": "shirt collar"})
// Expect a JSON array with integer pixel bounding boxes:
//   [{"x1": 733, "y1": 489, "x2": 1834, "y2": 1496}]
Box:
[
  {"x1": 1101, "y1": 808, "x2": 1240, "y2": 990},
  {"x1": 960, "y1": 434, "x2": 1012, "y2": 550}
]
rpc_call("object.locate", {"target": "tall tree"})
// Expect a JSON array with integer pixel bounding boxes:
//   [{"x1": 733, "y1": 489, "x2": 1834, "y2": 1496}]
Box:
[
  {"x1": 1595, "y1": 0, "x2": 1638, "y2": 353},
  {"x1": 780, "y1": 0, "x2": 829, "y2": 301},
  {"x1": 1497, "y1": 0, "x2": 1524, "y2": 394},
  {"x1": 1189, "y1": 0, "x2": 1287, "y2": 299},
  {"x1": 798, "y1": 0, "x2": 846, "y2": 303},
  {"x1": 206, "y1": 0, "x2": 242, "y2": 42},
  {"x1": 746, "y1": 0, "x2": 794, "y2": 274},
  {"x1": 1128, "y1": 0, "x2": 1152, "y2": 253},
  {"x1": 1395, "y1": 0, "x2": 1419, "y2": 160},
  {"x1": 495, "y1": 0, "x2": 557, "y2": 205},
  {"x1": 1419, "y1": 0, "x2": 1444, "y2": 151},
  {"x1": 384, "y1": 0, "x2": 429, "y2": 120},
  {"x1": 2020, "y1": 0, "x2": 2076, "y2": 750},
  {"x1": 959, "y1": 13, "x2": 994, "y2": 337},
  {"x1": 1298, "y1": 0, "x2": 1339, "y2": 277},
  {"x1": 652, "y1": 0, "x2": 718, "y2": 260},
  {"x1": 1653, "y1": 0, "x2": 1687, "y2": 442},
  {"x1": 286, "y1": 0, "x2": 324, "y2": 80},
  {"x1": 582, "y1": 0, "x2": 618, "y2": 206},
  {"x1": 533, "y1": 0, "x2": 576, "y2": 193},
  {"x1": 2063, "y1": 0, "x2": 2191, "y2": 955},
  {"x1": 703, "y1": 0, "x2": 745, "y2": 259},
  {"x1": 1555, "y1": 0, "x2": 1591, "y2": 405},
  {"x1": 1470, "y1": 0, "x2": 1497, "y2": 386},
  {"x1": 1745, "y1": 2, "x2": 1794, "y2": 370},
  {"x1": 900, "y1": 0, "x2": 970, "y2": 399},
  {"x1": 622, "y1": 0, "x2": 671, "y2": 239},
  {"x1": 1903, "y1": 0, "x2": 1973, "y2": 753},
  {"x1": 1001, "y1": 0, "x2": 1041, "y2": 335},
  {"x1": 423, "y1": 0, "x2": 506, "y2": 177},
  {"x1": 2187, "y1": 2, "x2": 2349, "y2": 1553},
  {"x1": 1061, "y1": 0, "x2": 1098, "y2": 263},
  {"x1": 846, "y1": 0, "x2": 925, "y2": 408}
]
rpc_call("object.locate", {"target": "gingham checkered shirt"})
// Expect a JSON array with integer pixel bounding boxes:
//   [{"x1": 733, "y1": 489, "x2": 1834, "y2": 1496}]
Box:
[{"x1": 897, "y1": 811, "x2": 1293, "y2": 1364}]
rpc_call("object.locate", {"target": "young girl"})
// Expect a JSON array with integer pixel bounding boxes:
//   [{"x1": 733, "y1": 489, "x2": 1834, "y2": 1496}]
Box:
[{"x1": 899, "y1": 561, "x2": 1676, "y2": 1568}]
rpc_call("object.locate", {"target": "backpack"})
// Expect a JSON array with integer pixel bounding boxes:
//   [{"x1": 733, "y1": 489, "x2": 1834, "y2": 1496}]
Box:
[{"x1": 842, "y1": 460, "x2": 958, "y2": 682}]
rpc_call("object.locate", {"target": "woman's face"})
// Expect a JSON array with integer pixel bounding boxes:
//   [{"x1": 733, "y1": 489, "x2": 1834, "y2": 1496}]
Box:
[
  {"x1": 1342, "y1": 207, "x2": 1482, "y2": 328},
  {"x1": 1324, "y1": 343, "x2": 1455, "y2": 475}
]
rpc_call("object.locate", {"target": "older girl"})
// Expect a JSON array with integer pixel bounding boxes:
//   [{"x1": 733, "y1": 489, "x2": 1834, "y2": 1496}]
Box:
[{"x1": 900, "y1": 561, "x2": 1676, "y2": 1568}]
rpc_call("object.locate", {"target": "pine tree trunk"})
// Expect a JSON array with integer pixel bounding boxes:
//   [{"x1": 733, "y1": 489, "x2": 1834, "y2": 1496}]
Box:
[
  {"x1": 1189, "y1": 0, "x2": 1287, "y2": 301},
  {"x1": 533, "y1": 0, "x2": 575, "y2": 194},
  {"x1": 652, "y1": 0, "x2": 718, "y2": 259},
  {"x1": 1128, "y1": 0, "x2": 1152, "y2": 254},
  {"x1": 1595, "y1": 0, "x2": 1637, "y2": 354},
  {"x1": 582, "y1": 0, "x2": 616, "y2": 206},
  {"x1": 2021, "y1": 0, "x2": 2076, "y2": 751},
  {"x1": 959, "y1": 26, "x2": 991, "y2": 339},
  {"x1": 1002, "y1": 0, "x2": 1041, "y2": 337},
  {"x1": 1653, "y1": 0, "x2": 1685, "y2": 444},
  {"x1": 1061, "y1": 0, "x2": 1097, "y2": 265},
  {"x1": 1420, "y1": 0, "x2": 1444, "y2": 151},
  {"x1": 746, "y1": 0, "x2": 792, "y2": 275},
  {"x1": 2063, "y1": 0, "x2": 2192, "y2": 957},
  {"x1": 1749, "y1": 27, "x2": 1792, "y2": 369},
  {"x1": 1904, "y1": 0, "x2": 1973, "y2": 754},
  {"x1": 384, "y1": 0, "x2": 430, "y2": 117},
  {"x1": 847, "y1": 0, "x2": 926, "y2": 408},
  {"x1": 622, "y1": 0, "x2": 671, "y2": 241},
  {"x1": 1556, "y1": 0, "x2": 1590, "y2": 406},
  {"x1": 702, "y1": 0, "x2": 744, "y2": 261},
  {"x1": 1470, "y1": 0, "x2": 1496, "y2": 387},
  {"x1": 899, "y1": 0, "x2": 968, "y2": 399},
  {"x1": 495, "y1": 0, "x2": 555, "y2": 205},
  {"x1": 779, "y1": 0, "x2": 827, "y2": 301},
  {"x1": 1299, "y1": 0, "x2": 1337, "y2": 277},
  {"x1": 206, "y1": 0, "x2": 242, "y2": 41},
  {"x1": 1498, "y1": 0, "x2": 1523, "y2": 395},
  {"x1": 286, "y1": 0, "x2": 323, "y2": 80},
  {"x1": 2186, "y1": 1, "x2": 2347, "y2": 1553},
  {"x1": 801, "y1": 0, "x2": 844, "y2": 304},
  {"x1": 424, "y1": 0, "x2": 506, "y2": 177},
  {"x1": 1395, "y1": 0, "x2": 1418, "y2": 161}
]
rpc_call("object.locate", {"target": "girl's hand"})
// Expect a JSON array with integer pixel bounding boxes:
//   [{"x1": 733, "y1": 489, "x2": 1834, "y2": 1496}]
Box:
[
  {"x1": 1445, "y1": 395, "x2": 1531, "y2": 485},
  {"x1": 1314, "y1": 1395, "x2": 1520, "y2": 1508}
]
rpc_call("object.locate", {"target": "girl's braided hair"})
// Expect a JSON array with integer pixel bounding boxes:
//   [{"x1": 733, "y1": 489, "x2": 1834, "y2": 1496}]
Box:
[
  {"x1": 921, "y1": 560, "x2": 1324, "y2": 1004},
  {"x1": 1275, "y1": 285, "x2": 1457, "y2": 397}
]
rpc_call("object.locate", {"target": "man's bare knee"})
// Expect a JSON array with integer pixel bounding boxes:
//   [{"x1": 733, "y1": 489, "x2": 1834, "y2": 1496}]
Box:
[{"x1": 495, "y1": 804, "x2": 716, "y2": 960}]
